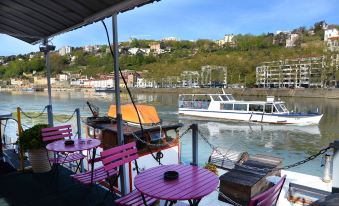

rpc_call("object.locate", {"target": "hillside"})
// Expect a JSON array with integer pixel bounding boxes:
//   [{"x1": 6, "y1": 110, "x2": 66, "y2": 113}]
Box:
[{"x1": 0, "y1": 21, "x2": 338, "y2": 87}]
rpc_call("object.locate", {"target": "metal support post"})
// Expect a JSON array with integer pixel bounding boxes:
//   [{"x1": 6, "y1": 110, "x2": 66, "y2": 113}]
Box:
[
  {"x1": 331, "y1": 140, "x2": 339, "y2": 193},
  {"x1": 46, "y1": 105, "x2": 53, "y2": 127},
  {"x1": 0, "y1": 119, "x2": 3, "y2": 157},
  {"x1": 191, "y1": 124, "x2": 198, "y2": 166},
  {"x1": 75, "y1": 108, "x2": 81, "y2": 139},
  {"x1": 112, "y1": 13, "x2": 127, "y2": 196},
  {"x1": 44, "y1": 38, "x2": 54, "y2": 127}
]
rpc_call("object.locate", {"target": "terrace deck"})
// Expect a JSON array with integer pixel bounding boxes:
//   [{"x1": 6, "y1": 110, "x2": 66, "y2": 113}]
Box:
[{"x1": 0, "y1": 166, "x2": 117, "y2": 206}]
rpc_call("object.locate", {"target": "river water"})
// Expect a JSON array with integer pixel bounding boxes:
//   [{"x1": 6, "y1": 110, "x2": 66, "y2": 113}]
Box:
[{"x1": 1, "y1": 90, "x2": 339, "y2": 177}]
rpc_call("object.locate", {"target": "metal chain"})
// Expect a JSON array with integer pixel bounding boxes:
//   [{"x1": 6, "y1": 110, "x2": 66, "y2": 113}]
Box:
[
  {"x1": 131, "y1": 126, "x2": 191, "y2": 147},
  {"x1": 20, "y1": 106, "x2": 47, "y2": 119},
  {"x1": 216, "y1": 188, "x2": 242, "y2": 206},
  {"x1": 53, "y1": 110, "x2": 77, "y2": 123},
  {"x1": 198, "y1": 129, "x2": 332, "y2": 172}
]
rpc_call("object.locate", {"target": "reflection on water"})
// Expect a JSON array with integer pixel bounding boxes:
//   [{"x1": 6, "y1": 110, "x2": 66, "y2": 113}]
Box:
[{"x1": 1, "y1": 91, "x2": 339, "y2": 177}]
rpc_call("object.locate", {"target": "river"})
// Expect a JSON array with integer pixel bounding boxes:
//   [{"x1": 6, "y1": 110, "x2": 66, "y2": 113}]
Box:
[{"x1": 1, "y1": 90, "x2": 339, "y2": 177}]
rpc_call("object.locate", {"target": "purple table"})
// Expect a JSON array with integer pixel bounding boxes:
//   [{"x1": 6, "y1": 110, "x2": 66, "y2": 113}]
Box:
[
  {"x1": 134, "y1": 164, "x2": 219, "y2": 206},
  {"x1": 46, "y1": 138, "x2": 101, "y2": 183}
]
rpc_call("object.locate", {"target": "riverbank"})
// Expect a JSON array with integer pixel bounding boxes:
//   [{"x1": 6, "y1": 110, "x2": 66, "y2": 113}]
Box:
[
  {"x1": 2, "y1": 87, "x2": 339, "y2": 99},
  {"x1": 129, "y1": 88, "x2": 339, "y2": 99}
]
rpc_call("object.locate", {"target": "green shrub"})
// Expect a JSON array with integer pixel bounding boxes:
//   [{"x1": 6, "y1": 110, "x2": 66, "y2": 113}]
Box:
[{"x1": 18, "y1": 124, "x2": 49, "y2": 151}]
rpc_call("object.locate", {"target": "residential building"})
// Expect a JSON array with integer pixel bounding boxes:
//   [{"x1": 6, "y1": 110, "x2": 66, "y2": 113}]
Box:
[
  {"x1": 256, "y1": 56, "x2": 334, "y2": 88},
  {"x1": 10, "y1": 78, "x2": 23, "y2": 86},
  {"x1": 59, "y1": 74, "x2": 69, "y2": 82},
  {"x1": 326, "y1": 36, "x2": 339, "y2": 52},
  {"x1": 83, "y1": 45, "x2": 100, "y2": 53},
  {"x1": 163, "y1": 37, "x2": 177, "y2": 41},
  {"x1": 91, "y1": 78, "x2": 114, "y2": 88},
  {"x1": 286, "y1": 33, "x2": 300, "y2": 47},
  {"x1": 34, "y1": 76, "x2": 56, "y2": 85},
  {"x1": 58, "y1": 46, "x2": 72, "y2": 56},
  {"x1": 149, "y1": 42, "x2": 161, "y2": 51},
  {"x1": 217, "y1": 34, "x2": 236, "y2": 47},
  {"x1": 324, "y1": 25, "x2": 339, "y2": 41},
  {"x1": 135, "y1": 78, "x2": 155, "y2": 88}
]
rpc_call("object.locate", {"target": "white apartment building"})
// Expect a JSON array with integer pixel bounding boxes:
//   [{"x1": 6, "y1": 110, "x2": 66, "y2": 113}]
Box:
[
  {"x1": 10, "y1": 78, "x2": 23, "y2": 86},
  {"x1": 286, "y1": 33, "x2": 300, "y2": 47},
  {"x1": 256, "y1": 56, "x2": 332, "y2": 88},
  {"x1": 59, "y1": 74, "x2": 69, "y2": 81},
  {"x1": 91, "y1": 78, "x2": 114, "y2": 88},
  {"x1": 324, "y1": 26, "x2": 339, "y2": 41},
  {"x1": 58, "y1": 46, "x2": 72, "y2": 56},
  {"x1": 327, "y1": 37, "x2": 339, "y2": 52},
  {"x1": 135, "y1": 78, "x2": 155, "y2": 88}
]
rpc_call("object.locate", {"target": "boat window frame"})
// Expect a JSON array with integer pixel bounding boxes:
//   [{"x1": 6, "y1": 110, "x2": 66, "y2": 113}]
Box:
[
  {"x1": 226, "y1": 95, "x2": 235, "y2": 101},
  {"x1": 249, "y1": 104, "x2": 264, "y2": 113},
  {"x1": 274, "y1": 103, "x2": 284, "y2": 113},
  {"x1": 211, "y1": 95, "x2": 221, "y2": 101},
  {"x1": 220, "y1": 103, "x2": 233, "y2": 110},
  {"x1": 233, "y1": 103, "x2": 247, "y2": 111},
  {"x1": 264, "y1": 104, "x2": 273, "y2": 114}
]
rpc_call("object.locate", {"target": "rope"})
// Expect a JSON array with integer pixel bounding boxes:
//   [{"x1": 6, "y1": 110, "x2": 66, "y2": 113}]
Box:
[
  {"x1": 53, "y1": 110, "x2": 77, "y2": 123},
  {"x1": 20, "y1": 106, "x2": 47, "y2": 119},
  {"x1": 198, "y1": 128, "x2": 331, "y2": 172}
]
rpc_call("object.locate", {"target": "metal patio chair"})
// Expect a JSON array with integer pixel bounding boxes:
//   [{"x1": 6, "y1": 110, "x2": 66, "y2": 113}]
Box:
[
  {"x1": 42, "y1": 124, "x2": 85, "y2": 173},
  {"x1": 248, "y1": 175, "x2": 287, "y2": 206},
  {"x1": 101, "y1": 142, "x2": 157, "y2": 206}
]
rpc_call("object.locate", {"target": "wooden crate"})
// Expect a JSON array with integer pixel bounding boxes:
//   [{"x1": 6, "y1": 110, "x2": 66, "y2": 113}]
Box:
[{"x1": 219, "y1": 155, "x2": 283, "y2": 205}]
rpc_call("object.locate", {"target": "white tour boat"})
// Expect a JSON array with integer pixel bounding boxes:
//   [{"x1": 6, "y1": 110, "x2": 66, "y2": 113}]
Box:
[{"x1": 178, "y1": 94, "x2": 323, "y2": 125}]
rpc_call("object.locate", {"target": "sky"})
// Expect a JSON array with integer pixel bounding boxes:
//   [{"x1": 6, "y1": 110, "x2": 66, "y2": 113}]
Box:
[{"x1": 0, "y1": 0, "x2": 338, "y2": 56}]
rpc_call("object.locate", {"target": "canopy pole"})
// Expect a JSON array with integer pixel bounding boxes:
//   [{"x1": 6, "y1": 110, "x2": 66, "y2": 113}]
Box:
[
  {"x1": 43, "y1": 39, "x2": 54, "y2": 126},
  {"x1": 112, "y1": 13, "x2": 127, "y2": 196}
]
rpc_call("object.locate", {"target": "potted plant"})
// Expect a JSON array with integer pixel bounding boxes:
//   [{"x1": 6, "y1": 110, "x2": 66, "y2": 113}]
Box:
[
  {"x1": 18, "y1": 124, "x2": 52, "y2": 173},
  {"x1": 204, "y1": 162, "x2": 218, "y2": 176}
]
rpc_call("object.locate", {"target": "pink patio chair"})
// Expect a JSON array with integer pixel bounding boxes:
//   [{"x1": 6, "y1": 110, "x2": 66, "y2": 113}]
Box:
[
  {"x1": 42, "y1": 124, "x2": 85, "y2": 172},
  {"x1": 101, "y1": 142, "x2": 157, "y2": 206},
  {"x1": 248, "y1": 175, "x2": 287, "y2": 206}
]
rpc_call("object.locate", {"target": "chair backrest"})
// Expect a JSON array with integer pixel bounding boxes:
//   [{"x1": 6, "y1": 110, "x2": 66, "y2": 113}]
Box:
[
  {"x1": 248, "y1": 175, "x2": 287, "y2": 206},
  {"x1": 41, "y1": 124, "x2": 73, "y2": 142},
  {"x1": 101, "y1": 142, "x2": 138, "y2": 172}
]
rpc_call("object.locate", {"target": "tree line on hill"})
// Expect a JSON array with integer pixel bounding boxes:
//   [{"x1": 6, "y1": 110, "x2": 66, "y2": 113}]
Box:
[{"x1": 0, "y1": 21, "x2": 337, "y2": 87}]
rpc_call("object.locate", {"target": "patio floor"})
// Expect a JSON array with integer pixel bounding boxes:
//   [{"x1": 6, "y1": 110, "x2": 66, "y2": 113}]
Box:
[{"x1": 0, "y1": 166, "x2": 117, "y2": 206}]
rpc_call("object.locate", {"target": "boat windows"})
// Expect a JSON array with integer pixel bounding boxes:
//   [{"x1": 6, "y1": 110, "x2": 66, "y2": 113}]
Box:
[
  {"x1": 249, "y1": 104, "x2": 264, "y2": 112},
  {"x1": 280, "y1": 104, "x2": 288, "y2": 112},
  {"x1": 234, "y1": 104, "x2": 247, "y2": 111},
  {"x1": 149, "y1": 131, "x2": 165, "y2": 143},
  {"x1": 274, "y1": 104, "x2": 284, "y2": 113},
  {"x1": 211, "y1": 95, "x2": 221, "y2": 101},
  {"x1": 226, "y1": 95, "x2": 235, "y2": 101},
  {"x1": 264, "y1": 104, "x2": 273, "y2": 113},
  {"x1": 220, "y1": 95, "x2": 227, "y2": 101},
  {"x1": 220, "y1": 103, "x2": 233, "y2": 110}
]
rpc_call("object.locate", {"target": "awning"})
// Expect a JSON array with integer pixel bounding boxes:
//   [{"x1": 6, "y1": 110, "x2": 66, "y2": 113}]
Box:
[{"x1": 0, "y1": 0, "x2": 159, "y2": 44}]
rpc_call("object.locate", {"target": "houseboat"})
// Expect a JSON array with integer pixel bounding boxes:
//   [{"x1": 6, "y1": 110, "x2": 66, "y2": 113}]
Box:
[
  {"x1": 85, "y1": 103, "x2": 182, "y2": 192},
  {"x1": 178, "y1": 94, "x2": 323, "y2": 125}
]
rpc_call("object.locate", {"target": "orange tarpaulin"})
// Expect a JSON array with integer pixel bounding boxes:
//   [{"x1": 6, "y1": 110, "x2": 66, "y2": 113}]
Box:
[{"x1": 107, "y1": 104, "x2": 161, "y2": 125}]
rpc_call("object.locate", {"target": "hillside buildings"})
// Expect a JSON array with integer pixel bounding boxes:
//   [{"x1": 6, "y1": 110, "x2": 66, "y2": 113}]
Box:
[
  {"x1": 216, "y1": 34, "x2": 236, "y2": 47},
  {"x1": 256, "y1": 55, "x2": 339, "y2": 88},
  {"x1": 324, "y1": 25, "x2": 339, "y2": 41},
  {"x1": 58, "y1": 46, "x2": 72, "y2": 56}
]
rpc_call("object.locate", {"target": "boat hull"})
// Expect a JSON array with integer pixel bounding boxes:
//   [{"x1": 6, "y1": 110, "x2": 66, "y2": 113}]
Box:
[{"x1": 179, "y1": 109, "x2": 323, "y2": 125}]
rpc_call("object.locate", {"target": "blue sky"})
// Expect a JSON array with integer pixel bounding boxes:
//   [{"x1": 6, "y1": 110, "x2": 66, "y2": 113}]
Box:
[{"x1": 0, "y1": 0, "x2": 338, "y2": 56}]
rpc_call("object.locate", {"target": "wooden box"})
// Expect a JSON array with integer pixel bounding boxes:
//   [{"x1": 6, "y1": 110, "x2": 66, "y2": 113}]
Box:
[{"x1": 219, "y1": 154, "x2": 283, "y2": 205}]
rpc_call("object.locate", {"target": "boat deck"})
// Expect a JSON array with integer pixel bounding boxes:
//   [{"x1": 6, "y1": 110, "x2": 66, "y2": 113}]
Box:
[{"x1": 0, "y1": 166, "x2": 117, "y2": 206}]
